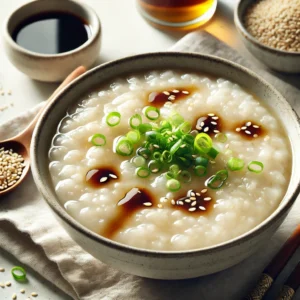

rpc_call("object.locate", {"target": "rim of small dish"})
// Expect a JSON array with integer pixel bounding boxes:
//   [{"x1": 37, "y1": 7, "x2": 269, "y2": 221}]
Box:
[
  {"x1": 234, "y1": 0, "x2": 300, "y2": 57},
  {"x1": 3, "y1": 0, "x2": 101, "y2": 59},
  {"x1": 31, "y1": 52, "x2": 300, "y2": 257}
]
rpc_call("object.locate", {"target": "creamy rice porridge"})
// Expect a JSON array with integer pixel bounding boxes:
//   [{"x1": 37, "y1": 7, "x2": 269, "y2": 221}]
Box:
[{"x1": 48, "y1": 70, "x2": 291, "y2": 251}]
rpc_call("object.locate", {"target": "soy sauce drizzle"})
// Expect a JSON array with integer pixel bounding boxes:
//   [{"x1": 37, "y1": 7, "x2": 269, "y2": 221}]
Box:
[
  {"x1": 102, "y1": 188, "x2": 154, "y2": 239},
  {"x1": 235, "y1": 121, "x2": 264, "y2": 139},
  {"x1": 148, "y1": 87, "x2": 195, "y2": 108},
  {"x1": 86, "y1": 167, "x2": 118, "y2": 187},
  {"x1": 171, "y1": 189, "x2": 213, "y2": 214},
  {"x1": 195, "y1": 113, "x2": 221, "y2": 136}
]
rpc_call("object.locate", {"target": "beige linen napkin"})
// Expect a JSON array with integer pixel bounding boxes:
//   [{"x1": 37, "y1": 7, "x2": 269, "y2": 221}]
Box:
[{"x1": 1, "y1": 31, "x2": 300, "y2": 300}]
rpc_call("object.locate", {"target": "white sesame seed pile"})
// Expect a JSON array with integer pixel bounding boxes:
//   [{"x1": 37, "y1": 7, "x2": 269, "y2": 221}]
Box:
[
  {"x1": 244, "y1": 0, "x2": 300, "y2": 52},
  {"x1": 0, "y1": 148, "x2": 25, "y2": 191}
]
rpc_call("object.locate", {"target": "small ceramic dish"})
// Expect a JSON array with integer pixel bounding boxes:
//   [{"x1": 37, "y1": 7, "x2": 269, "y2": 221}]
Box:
[
  {"x1": 234, "y1": 0, "x2": 300, "y2": 73},
  {"x1": 31, "y1": 52, "x2": 300, "y2": 279},
  {"x1": 2, "y1": 0, "x2": 101, "y2": 82}
]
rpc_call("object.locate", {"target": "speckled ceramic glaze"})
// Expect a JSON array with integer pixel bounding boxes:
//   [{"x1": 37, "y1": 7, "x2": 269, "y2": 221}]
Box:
[
  {"x1": 31, "y1": 53, "x2": 300, "y2": 279},
  {"x1": 234, "y1": 0, "x2": 300, "y2": 73},
  {"x1": 2, "y1": 0, "x2": 101, "y2": 82}
]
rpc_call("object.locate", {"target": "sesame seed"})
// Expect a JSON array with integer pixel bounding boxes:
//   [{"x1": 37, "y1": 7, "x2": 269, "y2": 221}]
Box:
[
  {"x1": 0, "y1": 90, "x2": 4, "y2": 96},
  {"x1": 185, "y1": 199, "x2": 191, "y2": 203},
  {"x1": 212, "y1": 116, "x2": 219, "y2": 120},
  {"x1": 201, "y1": 189, "x2": 207, "y2": 193},
  {"x1": 204, "y1": 197, "x2": 212, "y2": 201},
  {"x1": 245, "y1": 130, "x2": 251, "y2": 135},
  {"x1": 241, "y1": 126, "x2": 247, "y2": 130},
  {"x1": 191, "y1": 201, "x2": 197, "y2": 206},
  {"x1": 190, "y1": 191, "x2": 195, "y2": 197},
  {"x1": 172, "y1": 89, "x2": 179, "y2": 93},
  {"x1": 196, "y1": 193, "x2": 200, "y2": 196},
  {"x1": 204, "y1": 127, "x2": 209, "y2": 132},
  {"x1": 99, "y1": 177, "x2": 108, "y2": 182},
  {"x1": 31, "y1": 292, "x2": 38, "y2": 297},
  {"x1": 253, "y1": 125, "x2": 259, "y2": 128},
  {"x1": 208, "y1": 113, "x2": 215, "y2": 116},
  {"x1": 180, "y1": 144, "x2": 186, "y2": 148},
  {"x1": 20, "y1": 289, "x2": 25, "y2": 294},
  {"x1": 253, "y1": 134, "x2": 258, "y2": 138},
  {"x1": 178, "y1": 201, "x2": 184, "y2": 205},
  {"x1": 157, "y1": 204, "x2": 163, "y2": 208},
  {"x1": 12, "y1": 293, "x2": 17, "y2": 300},
  {"x1": 190, "y1": 196, "x2": 196, "y2": 201},
  {"x1": 246, "y1": 122, "x2": 252, "y2": 126},
  {"x1": 236, "y1": 128, "x2": 241, "y2": 132},
  {"x1": 143, "y1": 202, "x2": 152, "y2": 206},
  {"x1": 5, "y1": 281, "x2": 11, "y2": 286},
  {"x1": 200, "y1": 122, "x2": 205, "y2": 127},
  {"x1": 214, "y1": 130, "x2": 220, "y2": 133},
  {"x1": 0, "y1": 282, "x2": 4, "y2": 288},
  {"x1": 168, "y1": 95, "x2": 176, "y2": 101},
  {"x1": 163, "y1": 91, "x2": 170, "y2": 96},
  {"x1": 189, "y1": 207, "x2": 196, "y2": 212},
  {"x1": 225, "y1": 144, "x2": 229, "y2": 149},
  {"x1": 153, "y1": 144, "x2": 160, "y2": 148},
  {"x1": 211, "y1": 121, "x2": 217, "y2": 125},
  {"x1": 0, "y1": 268, "x2": 5, "y2": 272},
  {"x1": 171, "y1": 199, "x2": 175, "y2": 205},
  {"x1": 7, "y1": 90, "x2": 12, "y2": 95},
  {"x1": 199, "y1": 206, "x2": 206, "y2": 210},
  {"x1": 182, "y1": 91, "x2": 189, "y2": 94},
  {"x1": 109, "y1": 174, "x2": 118, "y2": 179}
]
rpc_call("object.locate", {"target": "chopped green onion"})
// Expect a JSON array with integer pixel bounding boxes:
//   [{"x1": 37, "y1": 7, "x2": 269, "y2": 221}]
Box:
[
  {"x1": 194, "y1": 165, "x2": 207, "y2": 177},
  {"x1": 129, "y1": 114, "x2": 142, "y2": 129},
  {"x1": 166, "y1": 179, "x2": 181, "y2": 192},
  {"x1": 169, "y1": 112, "x2": 184, "y2": 127},
  {"x1": 106, "y1": 112, "x2": 121, "y2": 127},
  {"x1": 138, "y1": 123, "x2": 152, "y2": 134},
  {"x1": 115, "y1": 138, "x2": 133, "y2": 156},
  {"x1": 170, "y1": 139, "x2": 183, "y2": 156},
  {"x1": 215, "y1": 133, "x2": 227, "y2": 143},
  {"x1": 194, "y1": 133, "x2": 212, "y2": 154},
  {"x1": 153, "y1": 151, "x2": 161, "y2": 161},
  {"x1": 137, "y1": 147, "x2": 151, "y2": 159},
  {"x1": 195, "y1": 156, "x2": 209, "y2": 167},
  {"x1": 206, "y1": 169, "x2": 228, "y2": 190},
  {"x1": 169, "y1": 164, "x2": 180, "y2": 175},
  {"x1": 143, "y1": 106, "x2": 160, "y2": 120},
  {"x1": 207, "y1": 147, "x2": 219, "y2": 159},
  {"x1": 227, "y1": 157, "x2": 244, "y2": 171},
  {"x1": 145, "y1": 131, "x2": 160, "y2": 143},
  {"x1": 248, "y1": 161, "x2": 264, "y2": 173},
  {"x1": 177, "y1": 121, "x2": 192, "y2": 134},
  {"x1": 159, "y1": 120, "x2": 172, "y2": 131},
  {"x1": 131, "y1": 156, "x2": 146, "y2": 167},
  {"x1": 88, "y1": 134, "x2": 106, "y2": 146},
  {"x1": 179, "y1": 170, "x2": 192, "y2": 183},
  {"x1": 126, "y1": 130, "x2": 141, "y2": 144},
  {"x1": 161, "y1": 150, "x2": 172, "y2": 163},
  {"x1": 136, "y1": 167, "x2": 151, "y2": 178},
  {"x1": 11, "y1": 266, "x2": 26, "y2": 281},
  {"x1": 148, "y1": 160, "x2": 162, "y2": 173}
]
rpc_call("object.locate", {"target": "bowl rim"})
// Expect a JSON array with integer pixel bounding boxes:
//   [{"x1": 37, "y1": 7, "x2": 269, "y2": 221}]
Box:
[
  {"x1": 2, "y1": 0, "x2": 101, "y2": 59},
  {"x1": 31, "y1": 51, "x2": 300, "y2": 257},
  {"x1": 234, "y1": 0, "x2": 300, "y2": 57}
]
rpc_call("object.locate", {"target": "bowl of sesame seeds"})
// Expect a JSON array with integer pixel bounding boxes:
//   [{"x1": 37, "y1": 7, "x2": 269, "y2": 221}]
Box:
[{"x1": 234, "y1": 0, "x2": 300, "y2": 73}]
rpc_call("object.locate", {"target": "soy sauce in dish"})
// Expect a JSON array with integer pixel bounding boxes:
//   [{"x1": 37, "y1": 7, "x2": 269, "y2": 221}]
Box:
[{"x1": 12, "y1": 12, "x2": 91, "y2": 55}]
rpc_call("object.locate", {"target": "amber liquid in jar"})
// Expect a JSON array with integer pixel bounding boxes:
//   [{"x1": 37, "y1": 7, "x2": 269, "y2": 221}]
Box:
[{"x1": 137, "y1": 0, "x2": 217, "y2": 30}]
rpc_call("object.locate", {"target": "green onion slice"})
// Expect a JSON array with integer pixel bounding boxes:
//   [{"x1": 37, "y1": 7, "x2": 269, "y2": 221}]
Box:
[
  {"x1": 136, "y1": 167, "x2": 151, "y2": 178},
  {"x1": 194, "y1": 133, "x2": 212, "y2": 154},
  {"x1": 215, "y1": 133, "x2": 227, "y2": 143},
  {"x1": 177, "y1": 121, "x2": 192, "y2": 134},
  {"x1": 206, "y1": 169, "x2": 228, "y2": 190},
  {"x1": 148, "y1": 160, "x2": 162, "y2": 173},
  {"x1": 143, "y1": 106, "x2": 160, "y2": 120},
  {"x1": 227, "y1": 157, "x2": 244, "y2": 171},
  {"x1": 161, "y1": 150, "x2": 172, "y2": 163},
  {"x1": 115, "y1": 138, "x2": 133, "y2": 156},
  {"x1": 137, "y1": 147, "x2": 151, "y2": 159},
  {"x1": 153, "y1": 151, "x2": 161, "y2": 161},
  {"x1": 207, "y1": 147, "x2": 219, "y2": 159},
  {"x1": 131, "y1": 156, "x2": 146, "y2": 167},
  {"x1": 194, "y1": 165, "x2": 207, "y2": 177},
  {"x1": 169, "y1": 164, "x2": 180, "y2": 176},
  {"x1": 248, "y1": 161, "x2": 264, "y2": 173},
  {"x1": 195, "y1": 156, "x2": 209, "y2": 167},
  {"x1": 169, "y1": 112, "x2": 184, "y2": 127},
  {"x1": 106, "y1": 112, "x2": 121, "y2": 127},
  {"x1": 126, "y1": 130, "x2": 141, "y2": 144},
  {"x1": 88, "y1": 134, "x2": 106, "y2": 146},
  {"x1": 11, "y1": 266, "x2": 26, "y2": 281},
  {"x1": 166, "y1": 179, "x2": 181, "y2": 192},
  {"x1": 129, "y1": 114, "x2": 142, "y2": 129},
  {"x1": 138, "y1": 123, "x2": 152, "y2": 134},
  {"x1": 170, "y1": 139, "x2": 183, "y2": 156},
  {"x1": 179, "y1": 170, "x2": 192, "y2": 183}
]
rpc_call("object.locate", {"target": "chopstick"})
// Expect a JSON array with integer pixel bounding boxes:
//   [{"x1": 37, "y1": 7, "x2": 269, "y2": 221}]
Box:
[
  {"x1": 244, "y1": 225, "x2": 300, "y2": 300},
  {"x1": 276, "y1": 262, "x2": 300, "y2": 300}
]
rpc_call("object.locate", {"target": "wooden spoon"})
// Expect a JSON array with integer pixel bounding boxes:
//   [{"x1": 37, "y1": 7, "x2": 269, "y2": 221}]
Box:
[{"x1": 0, "y1": 66, "x2": 86, "y2": 196}]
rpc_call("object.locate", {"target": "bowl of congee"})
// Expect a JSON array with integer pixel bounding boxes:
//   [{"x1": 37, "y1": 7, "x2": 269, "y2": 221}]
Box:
[{"x1": 31, "y1": 53, "x2": 300, "y2": 279}]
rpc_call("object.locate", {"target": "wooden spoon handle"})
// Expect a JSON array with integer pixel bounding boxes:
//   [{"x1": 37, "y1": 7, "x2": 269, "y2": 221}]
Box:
[{"x1": 17, "y1": 66, "x2": 86, "y2": 148}]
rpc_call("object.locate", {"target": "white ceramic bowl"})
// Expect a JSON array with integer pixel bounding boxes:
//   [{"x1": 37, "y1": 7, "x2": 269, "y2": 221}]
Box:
[
  {"x1": 2, "y1": 0, "x2": 101, "y2": 82},
  {"x1": 31, "y1": 52, "x2": 300, "y2": 279},
  {"x1": 234, "y1": 0, "x2": 300, "y2": 73}
]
